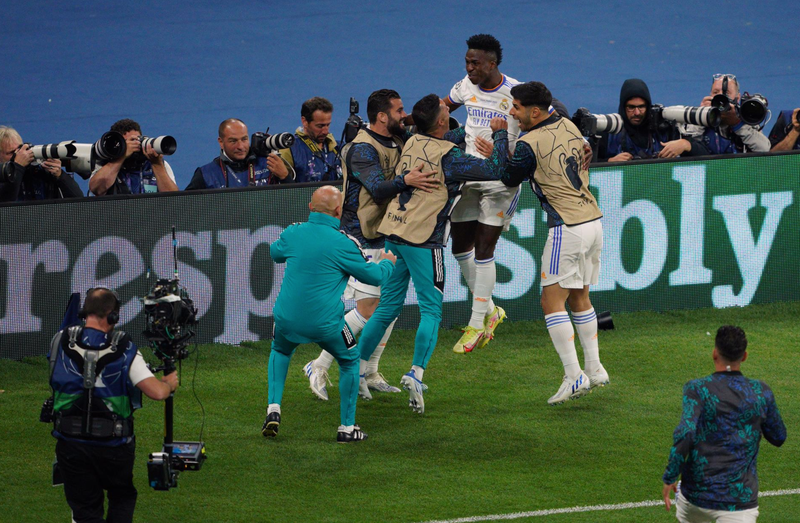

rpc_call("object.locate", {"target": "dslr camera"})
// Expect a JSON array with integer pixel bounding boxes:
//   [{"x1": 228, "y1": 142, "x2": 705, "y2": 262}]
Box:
[
  {"x1": 571, "y1": 108, "x2": 624, "y2": 136},
  {"x1": 26, "y1": 131, "x2": 127, "y2": 180},
  {"x1": 341, "y1": 97, "x2": 367, "y2": 144},
  {"x1": 251, "y1": 130, "x2": 295, "y2": 157}
]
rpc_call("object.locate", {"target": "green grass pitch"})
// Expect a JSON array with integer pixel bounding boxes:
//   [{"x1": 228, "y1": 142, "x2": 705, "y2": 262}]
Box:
[{"x1": 1, "y1": 301, "x2": 797, "y2": 522}]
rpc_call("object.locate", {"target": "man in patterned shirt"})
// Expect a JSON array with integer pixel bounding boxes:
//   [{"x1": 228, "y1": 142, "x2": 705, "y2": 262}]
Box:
[{"x1": 662, "y1": 325, "x2": 787, "y2": 522}]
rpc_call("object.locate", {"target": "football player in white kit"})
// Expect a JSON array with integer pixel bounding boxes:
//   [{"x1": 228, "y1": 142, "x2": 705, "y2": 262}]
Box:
[{"x1": 444, "y1": 34, "x2": 520, "y2": 354}]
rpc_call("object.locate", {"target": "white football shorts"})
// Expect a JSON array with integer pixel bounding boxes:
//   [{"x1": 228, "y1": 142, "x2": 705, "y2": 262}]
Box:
[
  {"x1": 451, "y1": 181, "x2": 520, "y2": 229},
  {"x1": 540, "y1": 220, "x2": 603, "y2": 289},
  {"x1": 344, "y1": 247, "x2": 383, "y2": 300}
]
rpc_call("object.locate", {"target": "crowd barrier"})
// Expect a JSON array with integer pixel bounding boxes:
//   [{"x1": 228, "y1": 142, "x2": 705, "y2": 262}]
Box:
[{"x1": 2, "y1": 152, "x2": 798, "y2": 359}]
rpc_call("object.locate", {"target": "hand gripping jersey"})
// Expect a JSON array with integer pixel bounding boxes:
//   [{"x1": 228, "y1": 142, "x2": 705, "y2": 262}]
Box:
[
  {"x1": 448, "y1": 74, "x2": 522, "y2": 156},
  {"x1": 378, "y1": 134, "x2": 454, "y2": 245}
]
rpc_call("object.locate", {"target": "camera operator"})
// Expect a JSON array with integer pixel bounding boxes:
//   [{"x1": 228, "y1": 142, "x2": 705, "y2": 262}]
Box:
[
  {"x1": 89, "y1": 119, "x2": 179, "y2": 196},
  {"x1": 48, "y1": 287, "x2": 178, "y2": 523},
  {"x1": 597, "y1": 79, "x2": 705, "y2": 161},
  {"x1": 0, "y1": 126, "x2": 82, "y2": 202},
  {"x1": 768, "y1": 108, "x2": 800, "y2": 151},
  {"x1": 278, "y1": 97, "x2": 342, "y2": 183},
  {"x1": 683, "y1": 74, "x2": 771, "y2": 154},
  {"x1": 185, "y1": 118, "x2": 294, "y2": 190}
]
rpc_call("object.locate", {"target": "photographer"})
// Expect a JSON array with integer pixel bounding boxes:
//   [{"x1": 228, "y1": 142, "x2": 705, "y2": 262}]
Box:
[
  {"x1": 278, "y1": 97, "x2": 342, "y2": 183},
  {"x1": 597, "y1": 79, "x2": 705, "y2": 161},
  {"x1": 768, "y1": 108, "x2": 800, "y2": 151},
  {"x1": 683, "y1": 74, "x2": 771, "y2": 154},
  {"x1": 48, "y1": 288, "x2": 178, "y2": 523},
  {"x1": 185, "y1": 118, "x2": 294, "y2": 190},
  {"x1": 0, "y1": 126, "x2": 82, "y2": 202},
  {"x1": 89, "y1": 119, "x2": 179, "y2": 195}
]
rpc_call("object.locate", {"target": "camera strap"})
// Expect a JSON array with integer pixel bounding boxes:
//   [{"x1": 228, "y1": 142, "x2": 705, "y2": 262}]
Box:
[
  {"x1": 298, "y1": 133, "x2": 339, "y2": 175},
  {"x1": 218, "y1": 157, "x2": 255, "y2": 187}
]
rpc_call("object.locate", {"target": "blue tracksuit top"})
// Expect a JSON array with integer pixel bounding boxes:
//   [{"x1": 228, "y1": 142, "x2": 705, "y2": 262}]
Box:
[{"x1": 270, "y1": 212, "x2": 394, "y2": 343}]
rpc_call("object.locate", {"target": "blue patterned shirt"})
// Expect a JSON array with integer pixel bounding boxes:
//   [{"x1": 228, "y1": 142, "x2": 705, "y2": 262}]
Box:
[{"x1": 663, "y1": 372, "x2": 786, "y2": 511}]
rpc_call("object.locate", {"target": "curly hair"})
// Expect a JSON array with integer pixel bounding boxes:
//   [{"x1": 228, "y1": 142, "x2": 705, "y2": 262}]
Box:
[{"x1": 466, "y1": 34, "x2": 503, "y2": 65}]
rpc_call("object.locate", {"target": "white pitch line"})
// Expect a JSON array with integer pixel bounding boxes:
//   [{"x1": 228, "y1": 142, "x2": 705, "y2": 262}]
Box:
[{"x1": 417, "y1": 489, "x2": 800, "y2": 523}]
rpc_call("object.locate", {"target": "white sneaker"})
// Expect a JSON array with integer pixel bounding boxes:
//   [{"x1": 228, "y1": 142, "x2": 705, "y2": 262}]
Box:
[
  {"x1": 303, "y1": 360, "x2": 330, "y2": 401},
  {"x1": 547, "y1": 371, "x2": 591, "y2": 406},
  {"x1": 358, "y1": 374, "x2": 372, "y2": 400},
  {"x1": 400, "y1": 371, "x2": 425, "y2": 414},
  {"x1": 587, "y1": 364, "x2": 609, "y2": 389},
  {"x1": 365, "y1": 372, "x2": 401, "y2": 393}
]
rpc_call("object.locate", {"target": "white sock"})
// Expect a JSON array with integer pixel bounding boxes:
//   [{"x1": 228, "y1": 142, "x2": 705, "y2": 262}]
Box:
[
  {"x1": 469, "y1": 257, "x2": 496, "y2": 329},
  {"x1": 573, "y1": 308, "x2": 600, "y2": 373},
  {"x1": 360, "y1": 359, "x2": 368, "y2": 376},
  {"x1": 338, "y1": 425, "x2": 354, "y2": 432},
  {"x1": 545, "y1": 312, "x2": 581, "y2": 380},
  {"x1": 411, "y1": 365, "x2": 424, "y2": 381},
  {"x1": 344, "y1": 307, "x2": 368, "y2": 336},
  {"x1": 315, "y1": 350, "x2": 335, "y2": 371},
  {"x1": 367, "y1": 319, "x2": 396, "y2": 375},
  {"x1": 454, "y1": 250, "x2": 477, "y2": 292},
  {"x1": 268, "y1": 404, "x2": 281, "y2": 415}
]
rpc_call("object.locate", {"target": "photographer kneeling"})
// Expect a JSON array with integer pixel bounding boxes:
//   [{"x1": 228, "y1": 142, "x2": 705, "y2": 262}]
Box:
[
  {"x1": 47, "y1": 288, "x2": 178, "y2": 523},
  {"x1": 185, "y1": 118, "x2": 294, "y2": 190},
  {"x1": 0, "y1": 126, "x2": 82, "y2": 202}
]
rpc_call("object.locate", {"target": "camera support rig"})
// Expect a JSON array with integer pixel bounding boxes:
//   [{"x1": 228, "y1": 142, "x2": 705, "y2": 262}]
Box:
[{"x1": 143, "y1": 227, "x2": 205, "y2": 491}]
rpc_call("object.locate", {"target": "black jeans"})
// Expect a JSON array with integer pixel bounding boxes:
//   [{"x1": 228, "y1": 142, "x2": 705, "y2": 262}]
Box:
[{"x1": 55, "y1": 438, "x2": 137, "y2": 523}]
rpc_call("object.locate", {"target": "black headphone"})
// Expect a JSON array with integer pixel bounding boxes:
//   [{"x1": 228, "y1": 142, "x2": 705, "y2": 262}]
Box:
[{"x1": 78, "y1": 287, "x2": 121, "y2": 325}]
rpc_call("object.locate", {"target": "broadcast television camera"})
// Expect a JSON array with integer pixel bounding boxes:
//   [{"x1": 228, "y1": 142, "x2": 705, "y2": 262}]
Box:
[{"x1": 142, "y1": 228, "x2": 205, "y2": 491}]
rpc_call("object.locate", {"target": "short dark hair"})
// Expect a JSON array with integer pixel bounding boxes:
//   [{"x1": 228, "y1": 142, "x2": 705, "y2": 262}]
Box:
[
  {"x1": 110, "y1": 118, "x2": 141, "y2": 135},
  {"x1": 466, "y1": 34, "x2": 503, "y2": 65},
  {"x1": 301, "y1": 97, "x2": 334, "y2": 122},
  {"x1": 715, "y1": 325, "x2": 747, "y2": 362},
  {"x1": 218, "y1": 118, "x2": 246, "y2": 137},
  {"x1": 412, "y1": 94, "x2": 443, "y2": 134},
  {"x1": 367, "y1": 89, "x2": 401, "y2": 124},
  {"x1": 510, "y1": 82, "x2": 552, "y2": 111},
  {"x1": 83, "y1": 288, "x2": 120, "y2": 319}
]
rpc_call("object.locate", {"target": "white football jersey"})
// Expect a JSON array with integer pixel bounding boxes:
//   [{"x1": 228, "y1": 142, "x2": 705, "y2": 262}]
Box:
[{"x1": 448, "y1": 73, "x2": 522, "y2": 157}]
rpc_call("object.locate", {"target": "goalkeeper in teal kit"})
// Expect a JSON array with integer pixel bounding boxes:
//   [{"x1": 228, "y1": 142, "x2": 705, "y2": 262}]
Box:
[{"x1": 263, "y1": 186, "x2": 395, "y2": 442}]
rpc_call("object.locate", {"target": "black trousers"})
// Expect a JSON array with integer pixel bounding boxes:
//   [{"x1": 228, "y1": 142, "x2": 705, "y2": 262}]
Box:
[{"x1": 55, "y1": 438, "x2": 137, "y2": 523}]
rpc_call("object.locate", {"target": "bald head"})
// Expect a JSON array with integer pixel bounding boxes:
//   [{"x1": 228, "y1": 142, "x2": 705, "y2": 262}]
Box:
[{"x1": 309, "y1": 186, "x2": 343, "y2": 218}]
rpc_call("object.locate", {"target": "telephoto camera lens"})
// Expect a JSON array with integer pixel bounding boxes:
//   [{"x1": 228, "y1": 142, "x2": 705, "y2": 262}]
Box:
[
  {"x1": 739, "y1": 94, "x2": 768, "y2": 126},
  {"x1": 92, "y1": 131, "x2": 127, "y2": 161},
  {"x1": 580, "y1": 113, "x2": 624, "y2": 135},
  {"x1": 139, "y1": 135, "x2": 177, "y2": 155},
  {"x1": 30, "y1": 141, "x2": 78, "y2": 161},
  {"x1": 660, "y1": 106, "x2": 721, "y2": 128}
]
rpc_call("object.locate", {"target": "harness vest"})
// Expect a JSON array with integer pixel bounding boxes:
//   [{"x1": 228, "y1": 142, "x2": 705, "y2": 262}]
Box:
[
  {"x1": 343, "y1": 129, "x2": 405, "y2": 240},
  {"x1": 519, "y1": 117, "x2": 602, "y2": 227},
  {"x1": 378, "y1": 134, "x2": 453, "y2": 245},
  {"x1": 49, "y1": 327, "x2": 140, "y2": 443},
  {"x1": 197, "y1": 155, "x2": 272, "y2": 188},
  {"x1": 283, "y1": 130, "x2": 341, "y2": 183}
]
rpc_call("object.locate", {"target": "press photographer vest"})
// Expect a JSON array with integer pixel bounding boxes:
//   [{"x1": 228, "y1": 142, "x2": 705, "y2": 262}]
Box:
[
  {"x1": 377, "y1": 134, "x2": 453, "y2": 245},
  {"x1": 343, "y1": 129, "x2": 404, "y2": 240},
  {"x1": 49, "y1": 326, "x2": 140, "y2": 443},
  {"x1": 110, "y1": 160, "x2": 158, "y2": 194},
  {"x1": 198, "y1": 155, "x2": 271, "y2": 188},
  {"x1": 518, "y1": 117, "x2": 602, "y2": 227}
]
